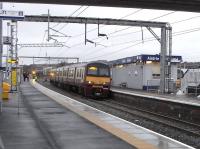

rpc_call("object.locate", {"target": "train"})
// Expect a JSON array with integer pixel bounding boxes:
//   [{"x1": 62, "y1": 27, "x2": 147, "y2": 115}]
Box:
[{"x1": 48, "y1": 61, "x2": 111, "y2": 98}]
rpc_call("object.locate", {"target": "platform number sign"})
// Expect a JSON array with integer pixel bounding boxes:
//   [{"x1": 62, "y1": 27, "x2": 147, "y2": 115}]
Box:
[
  {"x1": 0, "y1": 10, "x2": 24, "y2": 20},
  {"x1": 3, "y1": 36, "x2": 11, "y2": 45}
]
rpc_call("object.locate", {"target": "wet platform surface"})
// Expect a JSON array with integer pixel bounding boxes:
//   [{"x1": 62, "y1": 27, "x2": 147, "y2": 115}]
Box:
[
  {"x1": 32, "y1": 81, "x2": 194, "y2": 149},
  {"x1": 0, "y1": 91, "x2": 50, "y2": 149},
  {"x1": 0, "y1": 82, "x2": 134, "y2": 149},
  {"x1": 111, "y1": 87, "x2": 200, "y2": 107}
]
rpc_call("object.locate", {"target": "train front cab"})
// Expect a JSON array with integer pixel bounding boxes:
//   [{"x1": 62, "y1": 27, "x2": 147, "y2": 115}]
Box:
[{"x1": 84, "y1": 62, "x2": 111, "y2": 98}]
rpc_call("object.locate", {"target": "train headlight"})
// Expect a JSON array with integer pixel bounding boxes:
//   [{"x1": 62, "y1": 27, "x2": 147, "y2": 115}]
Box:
[
  {"x1": 87, "y1": 81, "x2": 94, "y2": 85},
  {"x1": 32, "y1": 71, "x2": 36, "y2": 75},
  {"x1": 50, "y1": 72, "x2": 54, "y2": 76},
  {"x1": 103, "y1": 82, "x2": 109, "y2": 85}
]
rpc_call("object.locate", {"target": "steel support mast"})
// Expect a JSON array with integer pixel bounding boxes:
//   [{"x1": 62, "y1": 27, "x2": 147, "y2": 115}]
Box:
[{"x1": 0, "y1": 3, "x2": 3, "y2": 110}]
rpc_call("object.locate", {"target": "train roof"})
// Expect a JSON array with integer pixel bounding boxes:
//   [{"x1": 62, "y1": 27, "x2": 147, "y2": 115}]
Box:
[{"x1": 46, "y1": 61, "x2": 109, "y2": 71}]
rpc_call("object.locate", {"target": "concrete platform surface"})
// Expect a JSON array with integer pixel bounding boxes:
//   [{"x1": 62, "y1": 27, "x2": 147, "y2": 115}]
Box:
[
  {"x1": 0, "y1": 91, "x2": 51, "y2": 149},
  {"x1": 19, "y1": 82, "x2": 134, "y2": 149},
  {"x1": 111, "y1": 87, "x2": 200, "y2": 107},
  {"x1": 32, "y1": 81, "x2": 194, "y2": 149}
]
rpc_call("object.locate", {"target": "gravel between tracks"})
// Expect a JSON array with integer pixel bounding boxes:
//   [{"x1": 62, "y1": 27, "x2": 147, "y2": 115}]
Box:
[{"x1": 39, "y1": 81, "x2": 200, "y2": 148}]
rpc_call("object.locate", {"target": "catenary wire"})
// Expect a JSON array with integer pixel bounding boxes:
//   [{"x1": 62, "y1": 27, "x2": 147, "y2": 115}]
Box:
[
  {"x1": 56, "y1": 9, "x2": 143, "y2": 57},
  {"x1": 52, "y1": 6, "x2": 90, "y2": 56},
  {"x1": 77, "y1": 11, "x2": 177, "y2": 57},
  {"x1": 56, "y1": 12, "x2": 199, "y2": 60},
  {"x1": 101, "y1": 14, "x2": 200, "y2": 39},
  {"x1": 80, "y1": 13, "x2": 200, "y2": 58},
  {"x1": 38, "y1": 31, "x2": 47, "y2": 57},
  {"x1": 69, "y1": 11, "x2": 176, "y2": 50},
  {"x1": 56, "y1": 6, "x2": 88, "y2": 32},
  {"x1": 51, "y1": 6, "x2": 84, "y2": 29},
  {"x1": 69, "y1": 9, "x2": 143, "y2": 39},
  {"x1": 85, "y1": 27, "x2": 200, "y2": 61}
]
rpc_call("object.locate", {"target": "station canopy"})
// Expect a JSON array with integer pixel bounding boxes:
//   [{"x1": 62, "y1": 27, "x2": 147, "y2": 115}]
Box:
[{"x1": 1, "y1": 0, "x2": 200, "y2": 12}]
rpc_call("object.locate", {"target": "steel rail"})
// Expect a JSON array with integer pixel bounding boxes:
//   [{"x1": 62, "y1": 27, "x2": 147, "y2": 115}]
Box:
[{"x1": 91, "y1": 99, "x2": 200, "y2": 137}]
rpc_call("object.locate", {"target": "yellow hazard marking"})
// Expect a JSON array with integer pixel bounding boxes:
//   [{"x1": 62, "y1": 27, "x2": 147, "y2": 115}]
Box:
[
  {"x1": 31, "y1": 81, "x2": 158, "y2": 149},
  {"x1": 11, "y1": 70, "x2": 17, "y2": 86}
]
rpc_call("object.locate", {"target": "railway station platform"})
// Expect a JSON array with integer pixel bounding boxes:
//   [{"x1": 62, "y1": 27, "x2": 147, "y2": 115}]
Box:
[
  {"x1": 111, "y1": 87, "x2": 200, "y2": 107},
  {"x1": 30, "y1": 80, "x2": 194, "y2": 149},
  {"x1": 0, "y1": 81, "x2": 195, "y2": 149},
  {"x1": 0, "y1": 89, "x2": 50, "y2": 149},
  {"x1": 0, "y1": 82, "x2": 134, "y2": 149}
]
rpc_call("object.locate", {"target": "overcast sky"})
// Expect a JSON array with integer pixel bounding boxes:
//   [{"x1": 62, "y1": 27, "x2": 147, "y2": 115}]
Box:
[{"x1": 2, "y1": 2, "x2": 200, "y2": 64}]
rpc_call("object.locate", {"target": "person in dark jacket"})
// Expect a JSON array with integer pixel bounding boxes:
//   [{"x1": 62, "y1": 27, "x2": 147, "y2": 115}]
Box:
[{"x1": 23, "y1": 72, "x2": 27, "y2": 82}]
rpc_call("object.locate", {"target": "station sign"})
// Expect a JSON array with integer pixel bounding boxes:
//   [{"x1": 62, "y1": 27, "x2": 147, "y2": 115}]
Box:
[
  {"x1": 0, "y1": 10, "x2": 24, "y2": 20},
  {"x1": 110, "y1": 54, "x2": 182, "y2": 66},
  {"x1": 137, "y1": 54, "x2": 182, "y2": 63}
]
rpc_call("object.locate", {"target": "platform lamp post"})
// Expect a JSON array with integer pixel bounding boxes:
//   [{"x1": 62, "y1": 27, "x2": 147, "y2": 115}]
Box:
[{"x1": 0, "y1": 2, "x2": 3, "y2": 112}]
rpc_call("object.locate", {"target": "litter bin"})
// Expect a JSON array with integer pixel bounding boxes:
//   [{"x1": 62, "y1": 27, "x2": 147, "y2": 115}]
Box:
[{"x1": 2, "y1": 82, "x2": 10, "y2": 100}]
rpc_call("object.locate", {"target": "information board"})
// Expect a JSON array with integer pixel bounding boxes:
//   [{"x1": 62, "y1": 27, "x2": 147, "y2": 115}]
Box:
[{"x1": 0, "y1": 10, "x2": 24, "y2": 20}]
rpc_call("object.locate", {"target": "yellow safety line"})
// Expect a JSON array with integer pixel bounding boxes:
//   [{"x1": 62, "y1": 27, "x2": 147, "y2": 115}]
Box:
[{"x1": 31, "y1": 81, "x2": 158, "y2": 149}]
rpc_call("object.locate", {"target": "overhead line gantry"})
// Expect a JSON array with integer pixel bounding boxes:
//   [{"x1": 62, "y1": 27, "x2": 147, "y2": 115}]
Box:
[{"x1": 22, "y1": 15, "x2": 172, "y2": 93}]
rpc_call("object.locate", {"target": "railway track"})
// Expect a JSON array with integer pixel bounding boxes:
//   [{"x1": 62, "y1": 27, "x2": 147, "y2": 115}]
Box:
[{"x1": 87, "y1": 99, "x2": 200, "y2": 137}]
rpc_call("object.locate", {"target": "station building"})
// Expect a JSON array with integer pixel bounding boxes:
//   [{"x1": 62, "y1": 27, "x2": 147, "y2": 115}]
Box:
[{"x1": 110, "y1": 54, "x2": 182, "y2": 91}]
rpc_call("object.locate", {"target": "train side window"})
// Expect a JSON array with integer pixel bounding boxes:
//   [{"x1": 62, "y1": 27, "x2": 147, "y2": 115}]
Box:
[
  {"x1": 73, "y1": 69, "x2": 75, "y2": 78},
  {"x1": 72, "y1": 70, "x2": 74, "y2": 78},
  {"x1": 66, "y1": 69, "x2": 69, "y2": 78},
  {"x1": 81, "y1": 69, "x2": 84, "y2": 78},
  {"x1": 68, "y1": 69, "x2": 71, "y2": 78},
  {"x1": 71, "y1": 70, "x2": 73, "y2": 78},
  {"x1": 79, "y1": 69, "x2": 82, "y2": 78},
  {"x1": 82, "y1": 69, "x2": 84, "y2": 78},
  {"x1": 71, "y1": 69, "x2": 73, "y2": 78},
  {"x1": 77, "y1": 69, "x2": 79, "y2": 78},
  {"x1": 67, "y1": 70, "x2": 69, "y2": 78},
  {"x1": 79, "y1": 69, "x2": 81, "y2": 78}
]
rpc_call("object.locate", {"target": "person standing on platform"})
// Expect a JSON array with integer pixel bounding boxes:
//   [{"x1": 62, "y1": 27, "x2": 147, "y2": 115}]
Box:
[
  {"x1": 26, "y1": 72, "x2": 29, "y2": 81},
  {"x1": 23, "y1": 72, "x2": 27, "y2": 82}
]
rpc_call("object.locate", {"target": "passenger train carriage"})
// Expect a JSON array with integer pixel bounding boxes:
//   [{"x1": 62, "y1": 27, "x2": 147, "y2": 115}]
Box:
[{"x1": 49, "y1": 61, "x2": 111, "y2": 98}]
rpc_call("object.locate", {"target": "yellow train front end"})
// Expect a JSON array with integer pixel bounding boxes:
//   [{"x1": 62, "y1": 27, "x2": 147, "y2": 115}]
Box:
[{"x1": 84, "y1": 63, "x2": 111, "y2": 98}]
